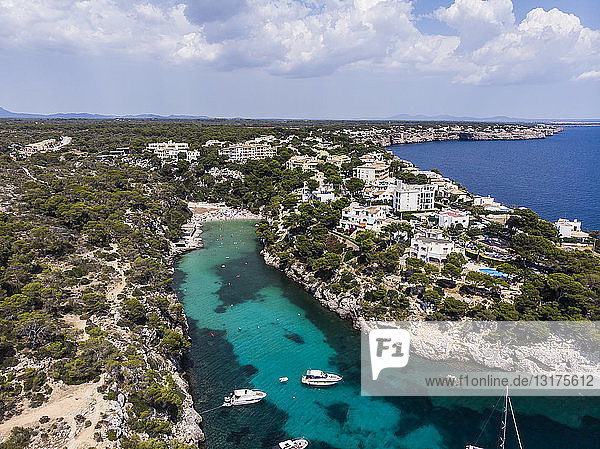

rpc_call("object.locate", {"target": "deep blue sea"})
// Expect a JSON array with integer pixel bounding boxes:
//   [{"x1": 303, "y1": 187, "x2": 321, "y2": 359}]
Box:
[
  {"x1": 178, "y1": 220, "x2": 600, "y2": 449},
  {"x1": 388, "y1": 126, "x2": 600, "y2": 231}
]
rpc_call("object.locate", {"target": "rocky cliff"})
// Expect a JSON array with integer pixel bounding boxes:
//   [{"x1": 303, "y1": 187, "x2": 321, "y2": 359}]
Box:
[{"x1": 262, "y1": 248, "x2": 362, "y2": 326}]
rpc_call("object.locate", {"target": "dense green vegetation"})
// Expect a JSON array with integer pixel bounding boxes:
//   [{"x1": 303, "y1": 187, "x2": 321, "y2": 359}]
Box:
[
  {"x1": 1, "y1": 118, "x2": 599, "y2": 446},
  {"x1": 0, "y1": 122, "x2": 211, "y2": 445}
]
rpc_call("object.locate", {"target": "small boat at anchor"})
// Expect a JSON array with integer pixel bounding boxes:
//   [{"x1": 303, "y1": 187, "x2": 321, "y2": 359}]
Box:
[
  {"x1": 222, "y1": 389, "x2": 267, "y2": 407},
  {"x1": 273, "y1": 438, "x2": 309, "y2": 449},
  {"x1": 465, "y1": 388, "x2": 524, "y2": 449},
  {"x1": 279, "y1": 377, "x2": 289, "y2": 383},
  {"x1": 301, "y1": 369, "x2": 342, "y2": 387}
]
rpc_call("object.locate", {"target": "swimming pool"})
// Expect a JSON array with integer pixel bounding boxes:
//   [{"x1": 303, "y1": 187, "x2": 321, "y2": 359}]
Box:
[{"x1": 479, "y1": 268, "x2": 507, "y2": 277}]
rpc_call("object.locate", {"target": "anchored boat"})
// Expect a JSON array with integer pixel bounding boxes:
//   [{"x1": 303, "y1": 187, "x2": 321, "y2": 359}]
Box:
[
  {"x1": 222, "y1": 389, "x2": 267, "y2": 407},
  {"x1": 466, "y1": 388, "x2": 524, "y2": 449},
  {"x1": 273, "y1": 438, "x2": 309, "y2": 449},
  {"x1": 301, "y1": 369, "x2": 342, "y2": 387}
]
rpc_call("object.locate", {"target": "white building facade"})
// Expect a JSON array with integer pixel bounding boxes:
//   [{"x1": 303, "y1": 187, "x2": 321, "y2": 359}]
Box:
[
  {"x1": 339, "y1": 202, "x2": 394, "y2": 233},
  {"x1": 409, "y1": 229, "x2": 457, "y2": 263},
  {"x1": 148, "y1": 141, "x2": 200, "y2": 162},
  {"x1": 219, "y1": 141, "x2": 276, "y2": 162},
  {"x1": 353, "y1": 163, "x2": 389, "y2": 183},
  {"x1": 392, "y1": 182, "x2": 436, "y2": 212},
  {"x1": 438, "y1": 209, "x2": 470, "y2": 229},
  {"x1": 555, "y1": 218, "x2": 587, "y2": 239}
]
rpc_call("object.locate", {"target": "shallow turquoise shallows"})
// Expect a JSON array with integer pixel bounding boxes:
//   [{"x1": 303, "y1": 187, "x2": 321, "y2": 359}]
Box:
[{"x1": 177, "y1": 220, "x2": 600, "y2": 449}]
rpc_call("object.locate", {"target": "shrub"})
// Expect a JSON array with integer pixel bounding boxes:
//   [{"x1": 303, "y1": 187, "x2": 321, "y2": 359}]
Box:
[
  {"x1": 159, "y1": 330, "x2": 190, "y2": 357},
  {"x1": 145, "y1": 373, "x2": 184, "y2": 420},
  {"x1": 0, "y1": 427, "x2": 32, "y2": 449}
]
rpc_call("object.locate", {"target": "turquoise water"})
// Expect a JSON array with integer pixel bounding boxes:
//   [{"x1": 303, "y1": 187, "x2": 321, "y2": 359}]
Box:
[
  {"x1": 177, "y1": 220, "x2": 600, "y2": 449},
  {"x1": 389, "y1": 126, "x2": 600, "y2": 231}
]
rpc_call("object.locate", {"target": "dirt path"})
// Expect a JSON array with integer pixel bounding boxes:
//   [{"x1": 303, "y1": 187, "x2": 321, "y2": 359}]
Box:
[
  {"x1": 0, "y1": 259, "x2": 129, "y2": 447},
  {"x1": 0, "y1": 377, "x2": 110, "y2": 449},
  {"x1": 107, "y1": 260, "x2": 128, "y2": 303}
]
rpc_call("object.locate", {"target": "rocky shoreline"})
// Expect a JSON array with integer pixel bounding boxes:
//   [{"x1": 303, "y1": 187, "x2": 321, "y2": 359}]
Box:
[
  {"x1": 170, "y1": 203, "x2": 264, "y2": 448},
  {"x1": 262, "y1": 248, "x2": 364, "y2": 327},
  {"x1": 261, "y1": 249, "x2": 600, "y2": 377}
]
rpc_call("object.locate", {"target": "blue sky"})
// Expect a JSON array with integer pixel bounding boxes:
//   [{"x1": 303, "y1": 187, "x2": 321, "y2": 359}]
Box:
[{"x1": 1, "y1": 0, "x2": 599, "y2": 119}]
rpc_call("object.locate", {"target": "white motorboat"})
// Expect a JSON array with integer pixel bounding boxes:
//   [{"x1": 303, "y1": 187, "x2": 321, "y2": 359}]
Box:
[
  {"x1": 222, "y1": 389, "x2": 267, "y2": 407},
  {"x1": 301, "y1": 369, "x2": 342, "y2": 386},
  {"x1": 279, "y1": 377, "x2": 289, "y2": 383},
  {"x1": 273, "y1": 438, "x2": 309, "y2": 449}
]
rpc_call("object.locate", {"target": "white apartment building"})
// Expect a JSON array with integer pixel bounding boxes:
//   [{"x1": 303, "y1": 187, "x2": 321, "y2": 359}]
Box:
[
  {"x1": 339, "y1": 202, "x2": 393, "y2": 233},
  {"x1": 409, "y1": 229, "x2": 457, "y2": 263},
  {"x1": 472, "y1": 195, "x2": 511, "y2": 212},
  {"x1": 203, "y1": 139, "x2": 227, "y2": 147},
  {"x1": 148, "y1": 141, "x2": 200, "y2": 163},
  {"x1": 20, "y1": 139, "x2": 58, "y2": 156},
  {"x1": 392, "y1": 182, "x2": 436, "y2": 212},
  {"x1": 473, "y1": 195, "x2": 496, "y2": 207},
  {"x1": 555, "y1": 218, "x2": 588, "y2": 239},
  {"x1": 365, "y1": 185, "x2": 396, "y2": 204},
  {"x1": 353, "y1": 162, "x2": 389, "y2": 183},
  {"x1": 326, "y1": 154, "x2": 351, "y2": 167},
  {"x1": 438, "y1": 209, "x2": 470, "y2": 229},
  {"x1": 286, "y1": 155, "x2": 321, "y2": 171},
  {"x1": 219, "y1": 140, "x2": 276, "y2": 162}
]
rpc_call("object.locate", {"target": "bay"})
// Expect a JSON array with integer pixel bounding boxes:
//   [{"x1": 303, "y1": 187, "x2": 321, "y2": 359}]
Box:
[{"x1": 178, "y1": 220, "x2": 600, "y2": 449}]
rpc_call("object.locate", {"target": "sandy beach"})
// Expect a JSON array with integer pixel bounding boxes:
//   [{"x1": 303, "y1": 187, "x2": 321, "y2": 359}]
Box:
[{"x1": 188, "y1": 201, "x2": 262, "y2": 222}]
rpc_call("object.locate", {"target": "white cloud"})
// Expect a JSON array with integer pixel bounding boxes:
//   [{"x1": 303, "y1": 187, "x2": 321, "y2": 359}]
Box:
[
  {"x1": 0, "y1": 0, "x2": 218, "y2": 61},
  {"x1": 575, "y1": 70, "x2": 600, "y2": 81},
  {"x1": 435, "y1": 0, "x2": 514, "y2": 50},
  {"x1": 453, "y1": 7, "x2": 600, "y2": 84},
  {"x1": 0, "y1": 0, "x2": 598, "y2": 84}
]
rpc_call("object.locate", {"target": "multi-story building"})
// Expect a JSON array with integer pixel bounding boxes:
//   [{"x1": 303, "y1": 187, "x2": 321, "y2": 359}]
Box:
[
  {"x1": 392, "y1": 182, "x2": 436, "y2": 212},
  {"x1": 296, "y1": 185, "x2": 337, "y2": 203},
  {"x1": 409, "y1": 229, "x2": 457, "y2": 263},
  {"x1": 438, "y1": 209, "x2": 470, "y2": 229},
  {"x1": 473, "y1": 195, "x2": 496, "y2": 207},
  {"x1": 286, "y1": 155, "x2": 321, "y2": 171},
  {"x1": 555, "y1": 218, "x2": 588, "y2": 239},
  {"x1": 219, "y1": 139, "x2": 277, "y2": 162},
  {"x1": 339, "y1": 202, "x2": 394, "y2": 233},
  {"x1": 353, "y1": 162, "x2": 389, "y2": 183},
  {"x1": 20, "y1": 139, "x2": 58, "y2": 156},
  {"x1": 326, "y1": 154, "x2": 351, "y2": 167},
  {"x1": 148, "y1": 141, "x2": 200, "y2": 162}
]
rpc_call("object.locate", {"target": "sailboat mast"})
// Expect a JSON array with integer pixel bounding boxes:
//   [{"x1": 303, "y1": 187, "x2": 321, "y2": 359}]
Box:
[
  {"x1": 508, "y1": 397, "x2": 524, "y2": 449},
  {"x1": 499, "y1": 388, "x2": 509, "y2": 449}
]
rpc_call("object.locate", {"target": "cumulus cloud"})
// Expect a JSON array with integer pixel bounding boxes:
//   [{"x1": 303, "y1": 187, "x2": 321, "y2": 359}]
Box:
[
  {"x1": 454, "y1": 7, "x2": 600, "y2": 84},
  {"x1": 435, "y1": 0, "x2": 514, "y2": 50},
  {"x1": 0, "y1": 0, "x2": 219, "y2": 61},
  {"x1": 0, "y1": 0, "x2": 598, "y2": 84}
]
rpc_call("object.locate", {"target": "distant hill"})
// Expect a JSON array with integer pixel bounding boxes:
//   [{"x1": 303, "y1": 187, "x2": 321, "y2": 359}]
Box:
[
  {"x1": 383, "y1": 113, "x2": 600, "y2": 123},
  {"x1": 383, "y1": 113, "x2": 531, "y2": 123},
  {"x1": 0, "y1": 106, "x2": 211, "y2": 120},
  {"x1": 1, "y1": 106, "x2": 597, "y2": 123}
]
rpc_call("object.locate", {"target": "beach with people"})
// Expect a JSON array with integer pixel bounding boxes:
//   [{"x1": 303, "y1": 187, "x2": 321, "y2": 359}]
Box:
[{"x1": 188, "y1": 201, "x2": 262, "y2": 222}]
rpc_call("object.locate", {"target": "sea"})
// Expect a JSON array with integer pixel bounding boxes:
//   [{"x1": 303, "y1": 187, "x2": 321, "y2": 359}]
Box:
[
  {"x1": 178, "y1": 220, "x2": 600, "y2": 449},
  {"x1": 388, "y1": 126, "x2": 600, "y2": 231}
]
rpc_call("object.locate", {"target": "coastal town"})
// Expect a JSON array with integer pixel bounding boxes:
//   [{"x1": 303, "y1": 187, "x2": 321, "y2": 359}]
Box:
[
  {"x1": 0, "y1": 119, "x2": 598, "y2": 449},
  {"x1": 131, "y1": 124, "x2": 597, "y2": 327}
]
